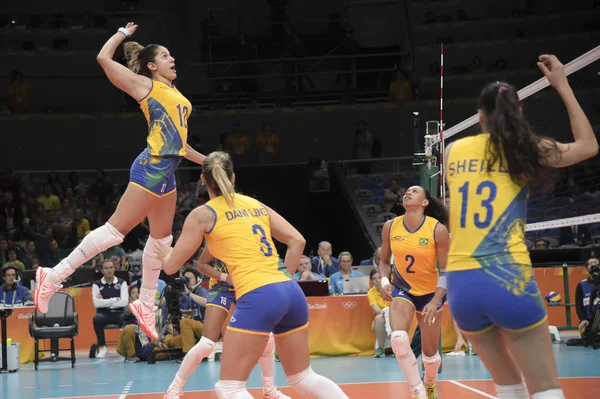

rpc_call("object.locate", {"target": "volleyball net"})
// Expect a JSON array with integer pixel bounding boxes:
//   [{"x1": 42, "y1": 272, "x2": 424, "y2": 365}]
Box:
[{"x1": 435, "y1": 45, "x2": 600, "y2": 249}]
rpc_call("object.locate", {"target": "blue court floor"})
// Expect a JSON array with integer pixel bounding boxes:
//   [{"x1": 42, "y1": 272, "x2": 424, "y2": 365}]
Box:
[{"x1": 2, "y1": 343, "x2": 600, "y2": 399}]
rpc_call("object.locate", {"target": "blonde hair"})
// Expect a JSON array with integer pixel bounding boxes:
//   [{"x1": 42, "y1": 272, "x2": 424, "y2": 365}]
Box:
[
  {"x1": 123, "y1": 42, "x2": 160, "y2": 77},
  {"x1": 338, "y1": 251, "x2": 353, "y2": 263},
  {"x1": 203, "y1": 151, "x2": 235, "y2": 207}
]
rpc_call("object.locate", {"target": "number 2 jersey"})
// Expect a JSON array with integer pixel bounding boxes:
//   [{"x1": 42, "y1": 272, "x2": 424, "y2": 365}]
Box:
[
  {"x1": 203, "y1": 194, "x2": 290, "y2": 299},
  {"x1": 446, "y1": 133, "x2": 530, "y2": 272},
  {"x1": 389, "y1": 215, "x2": 440, "y2": 296}
]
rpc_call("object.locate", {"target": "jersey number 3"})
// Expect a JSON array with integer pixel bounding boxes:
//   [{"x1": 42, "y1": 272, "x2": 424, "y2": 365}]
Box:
[
  {"x1": 252, "y1": 224, "x2": 273, "y2": 257},
  {"x1": 458, "y1": 180, "x2": 497, "y2": 229}
]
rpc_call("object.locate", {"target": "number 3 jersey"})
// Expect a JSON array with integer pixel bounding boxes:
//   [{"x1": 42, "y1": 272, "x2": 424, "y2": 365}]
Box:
[
  {"x1": 446, "y1": 133, "x2": 530, "y2": 272},
  {"x1": 389, "y1": 215, "x2": 440, "y2": 296},
  {"x1": 203, "y1": 194, "x2": 289, "y2": 299},
  {"x1": 139, "y1": 79, "x2": 192, "y2": 157}
]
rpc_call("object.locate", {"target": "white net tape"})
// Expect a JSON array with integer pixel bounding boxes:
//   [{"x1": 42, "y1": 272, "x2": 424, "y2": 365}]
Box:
[
  {"x1": 443, "y1": 45, "x2": 600, "y2": 141},
  {"x1": 526, "y1": 213, "x2": 600, "y2": 232}
]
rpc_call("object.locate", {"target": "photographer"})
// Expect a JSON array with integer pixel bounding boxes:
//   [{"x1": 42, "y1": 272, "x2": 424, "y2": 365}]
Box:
[
  {"x1": 0, "y1": 265, "x2": 33, "y2": 306},
  {"x1": 575, "y1": 257, "x2": 600, "y2": 338}
]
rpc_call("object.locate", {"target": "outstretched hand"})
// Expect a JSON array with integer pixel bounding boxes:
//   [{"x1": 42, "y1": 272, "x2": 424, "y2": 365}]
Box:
[
  {"x1": 124, "y1": 22, "x2": 139, "y2": 35},
  {"x1": 537, "y1": 54, "x2": 568, "y2": 91}
]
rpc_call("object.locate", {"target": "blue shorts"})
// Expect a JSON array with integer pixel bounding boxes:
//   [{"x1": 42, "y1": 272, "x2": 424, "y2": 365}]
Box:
[
  {"x1": 228, "y1": 280, "x2": 309, "y2": 337},
  {"x1": 447, "y1": 264, "x2": 547, "y2": 334},
  {"x1": 129, "y1": 148, "x2": 182, "y2": 197},
  {"x1": 392, "y1": 287, "x2": 445, "y2": 313},
  {"x1": 207, "y1": 287, "x2": 236, "y2": 312}
]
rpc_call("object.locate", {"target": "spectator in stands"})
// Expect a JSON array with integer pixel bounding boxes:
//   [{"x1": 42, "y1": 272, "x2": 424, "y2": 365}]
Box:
[
  {"x1": 3, "y1": 248, "x2": 24, "y2": 271},
  {"x1": 65, "y1": 208, "x2": 91, "y2": 242},
  {"x1": 0, "y1": 238, "x2": 8, "y2": 264},
  {"x1": 329, "y1": 251, "x2": 362, "y2": 295},
  {"x1": 56, "y1": 198, "x2": 74, "y2": 225},
  {"x1": 20, "y1": 240, "x2": 40, "y2": 270},
  {"x1": 0, "y1": 265, "x2": 33, "y2": 305},
  {"x1": 534, "y1": 239, "x2": 549, "y2": 249},
  {"x1": 384, "y1": 179, "x2": 405, "y2": 213},
  {"x1": 311, "y1": 241, "x2": 339, "y2": 277},
  {"x1": 225, "y1": 123, "x2": 249, "y2": 164},
  {"x1": 42, "y1": 238, "x2": 63, "y2": 268},
  {"x1": 293, "y1": 255, "x2": 325, "y2": 281},
  {"x1": 92, "y1": 259, "x2": 129, "y2": 358},
  {"x1": 176, "y1": 183, "x2": 195, "y2": 213},
  {"x1": 100, "y1": 245, "x2": 127, "y2": 269},
  {"x1": 575, "y1": 257, "x2": 600, "y2": 339},
  {"x1": 388, "y1": 62, "x2": 414, "y2": 103},
  {"x1": 560, "y1": 209, "x2": 591, "y2": 246},
  {"x1": 37, "y1": 183, "x2": 60, "y2": 212},
  {"x1": 360, "y1": 247, "x2": 381, "y2": 267},
  {"x1": 369, "y1": 269, "x2": 390, "y2": 358},
  {"x1": 7, "y1": 70, "x2": 28, "y2": 114},
  {"x1": 256, "y1": 122, "x2": 279, "y2": 165},
  {"x1": 1, "y1": 191, "x2": 23, "y2": 233}
]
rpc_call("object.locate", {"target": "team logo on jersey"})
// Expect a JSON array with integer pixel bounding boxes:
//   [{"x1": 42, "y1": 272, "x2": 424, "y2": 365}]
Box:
[
  {"x1": 391, "y1": 236, "x2": 404, "y2": 241},
  {"x1": 419, "y1": 238, "x2": 429, "y2": 246}
]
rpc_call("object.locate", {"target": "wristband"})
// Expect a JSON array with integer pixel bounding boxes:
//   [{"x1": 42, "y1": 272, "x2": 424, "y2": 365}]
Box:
[
  {"x1": 381, "y1": 277, "x2": 391, "y2": 288},
  {"x1": 118, "y1": 27, "x2": 131, "y2": 38},
  {"x1": 219, "y1": 273, "x2": 228, "y2": 282}
]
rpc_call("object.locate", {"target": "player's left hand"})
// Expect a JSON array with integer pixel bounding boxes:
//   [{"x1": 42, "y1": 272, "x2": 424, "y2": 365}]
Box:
[{"x1": 422, "y1": 301, "x2": 438, "y2": 325}]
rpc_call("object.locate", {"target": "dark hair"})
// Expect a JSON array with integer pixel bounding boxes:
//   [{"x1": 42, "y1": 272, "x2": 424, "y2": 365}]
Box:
[
  {"x1": 424, "y1": 188, "x2": 449, "y2": 226},
  {"x1": 123, "y1": 42, "x2": 161, "y2": 77},
  {"x1": 369, "y1": 268, "x2": 379, "y2": 279},
  {"x1": 202, "y1": 151, "x2": 235, "y2": 207},
  {"x1": 183, "y1": 267, "x2": 199, "y2": 280},
  {"x1": 2, "y1": 265, "x2": 20, "y2": 278},
  {"x1": 477, "y1": 81, "x2": 560, "y2": 191}
]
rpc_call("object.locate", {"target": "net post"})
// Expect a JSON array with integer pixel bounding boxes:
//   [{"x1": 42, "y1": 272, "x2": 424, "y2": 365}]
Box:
[
  {"x1": 562, "y1": 263, "x2": 573, "y2": 329},
  {"x1": 439, "y1": 43, "x2": 445, "y2": 201}
]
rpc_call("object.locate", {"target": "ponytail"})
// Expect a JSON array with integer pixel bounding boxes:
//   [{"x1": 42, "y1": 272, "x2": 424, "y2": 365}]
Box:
[
  {"x1": 202, "y1": 151, "x2": 236, "y2": 207},
  {"x1": 123, "y1": 42, "x2": 144, "y2": 74},
  {"x1": 424, "y1": 190, "x2": 448, "y2": 226},
  {"x1": 478, "y1": 82, "x2": 559, "y2": 191},
  {"x1": 212, "y1": 165, "x2": 235, "y2": 207},
  {"x1": 123, "y1": 42, "x2": 161, "y2": 77}
]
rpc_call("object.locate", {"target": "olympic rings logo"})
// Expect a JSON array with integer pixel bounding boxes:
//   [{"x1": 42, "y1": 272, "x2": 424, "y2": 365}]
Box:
[{"x1": 341, "y1": 301, "x2": 357, "y2": 309}]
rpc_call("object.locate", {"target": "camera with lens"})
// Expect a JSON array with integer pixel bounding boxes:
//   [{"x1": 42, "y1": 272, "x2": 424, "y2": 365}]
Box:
[{"x1": 162, "y1": 276, "x2": 189, "y2": 330}]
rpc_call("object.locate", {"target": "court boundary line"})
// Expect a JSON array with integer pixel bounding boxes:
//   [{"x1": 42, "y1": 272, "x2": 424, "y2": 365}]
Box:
[
  {"x1": 118, "y1": 381, "x2": 133, "y2": 399},
  {"x1": 35, "y1": 377, "x2": 600, "y2": 399},
  {"x1": 448, "y1": 380, "x2": 498, "y2": 398}
]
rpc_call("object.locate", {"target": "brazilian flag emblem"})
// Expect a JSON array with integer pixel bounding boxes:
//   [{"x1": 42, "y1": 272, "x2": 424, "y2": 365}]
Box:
[{"x1": 419, "y1": 238, "x2": 429, "y2": 246}]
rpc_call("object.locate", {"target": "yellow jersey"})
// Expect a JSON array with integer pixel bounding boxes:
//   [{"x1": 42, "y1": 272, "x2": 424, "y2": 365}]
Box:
[
  {"x1": 204, "y1": 194, "x2": 290, "y2": 298},
  {"x1": 139, "y1": 80, "x2": 192, "y2": 157},
  {"x1": 389, "y1": 215, "x2": 439, "y2": 295},
  {"x1": 446, "y1": 133, "x2": 530, "y2": 271},
  {"x1": 367, "y1": 287, "x2": 390, "y2": 311}
]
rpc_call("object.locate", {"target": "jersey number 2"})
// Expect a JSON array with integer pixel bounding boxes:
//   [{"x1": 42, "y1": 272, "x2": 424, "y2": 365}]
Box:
[
  {"x1": 405, "y1": 255, "x2": 416, "y2": 274},
  {"x1": 176, "y1": 104, "x2": 188, "y2": 128},
  {"x1": 252, "y1": 224, "x2": 273, "y2": 257},
  {"x1": 458, "y1": 180, "x2": 497, "y2": 229}
]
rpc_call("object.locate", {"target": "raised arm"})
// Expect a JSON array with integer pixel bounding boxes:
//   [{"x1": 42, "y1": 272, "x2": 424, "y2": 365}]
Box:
[
  {"x1": 537, "y1": 55, "x2": 598, "y2": 168},
  {"x1": 96, "y1": 22, "x2": 152, "y2": 101},
  {"x1": 265, "y1": 204, "x2": 306, "y2": 275},
  {"x1": 158, "y1": 206, "x2": 214, "y2": 275}
]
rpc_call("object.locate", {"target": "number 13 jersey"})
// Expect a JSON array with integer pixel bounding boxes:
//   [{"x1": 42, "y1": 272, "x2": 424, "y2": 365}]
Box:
[
  {"x1": 446, "y1": 133, "x2": 530, "y2": 272},
  {"x1": 389, "y1": 215, "x2": 440, "y2": 296},
  {"x1": 204, "y1": 194, "x2": 289, "y2": 299}
]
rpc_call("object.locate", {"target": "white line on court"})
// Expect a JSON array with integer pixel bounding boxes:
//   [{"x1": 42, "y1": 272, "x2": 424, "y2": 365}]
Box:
[
  {"x1": 118, "y1": 380, "x2": 134, "y2": 399},
  {"x1": 448, "y1": 380, "x2": 498, "y2": 399},
  {"x1": 92, "y1": 382, "x2": 109, "y2": 385}
]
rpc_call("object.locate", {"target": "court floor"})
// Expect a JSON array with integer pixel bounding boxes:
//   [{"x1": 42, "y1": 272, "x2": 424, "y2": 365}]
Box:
[{"x1": 2, "y1": 343, "x2": 599, "y2": 399}]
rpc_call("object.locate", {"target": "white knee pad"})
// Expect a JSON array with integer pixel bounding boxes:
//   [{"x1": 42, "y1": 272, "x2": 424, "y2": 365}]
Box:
[
  {"x1": 92, "y1": 223, "x2": 124, "y2": 253},
  {"x1": 391, "y1": 331, "x2": 411, "y2": 357},
  {"x1": 288, "y1": 367, "x2": 348, "y2": 399},
  {"x1": 262, "y1": 333, "x2": 275, "y2": 356},
  {"x1": 144, "y1": 235, "x2": 173, "y2": 258}
]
